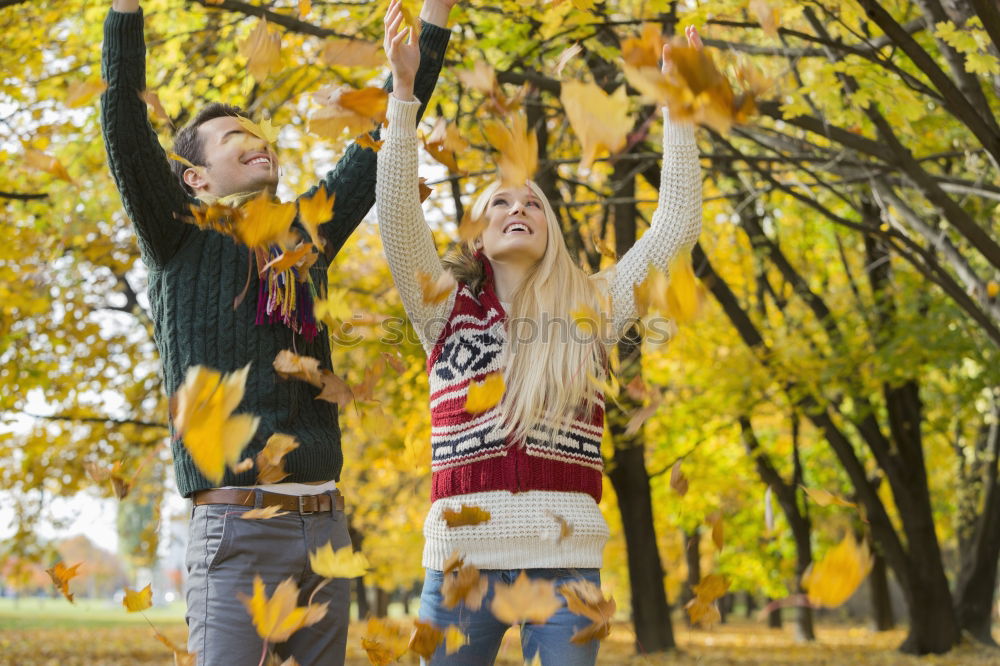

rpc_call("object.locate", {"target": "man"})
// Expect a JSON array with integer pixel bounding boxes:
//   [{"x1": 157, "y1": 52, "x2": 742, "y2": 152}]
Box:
[{"x1": 100, "y1": 0, "x2": 456, "y2": 663}]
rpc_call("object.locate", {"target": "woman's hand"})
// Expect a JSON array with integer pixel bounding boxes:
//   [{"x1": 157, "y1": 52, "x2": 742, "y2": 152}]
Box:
[
  {"x1": 384, "y1": 0, "x2": 420, "y2": 101},
  {"x1": 661, "y1": 25, "x2": 704, "y2": 75}
]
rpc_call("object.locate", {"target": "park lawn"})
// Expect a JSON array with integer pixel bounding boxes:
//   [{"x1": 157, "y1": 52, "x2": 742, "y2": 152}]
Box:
[
  {"x1": 0, "y1": 597, "x2": 187, "y2": 630},
  {"x1": 1, "y1": 615, "x2": 999, "y2": 665}
]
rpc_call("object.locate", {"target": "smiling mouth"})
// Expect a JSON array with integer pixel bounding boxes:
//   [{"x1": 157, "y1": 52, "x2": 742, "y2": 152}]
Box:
[
  {"x1": 245, "y1": 155, "x2": 272, "y2": 167},
  {"x1": 503, "y1": 222, "x2": 531, "y2": 235}
]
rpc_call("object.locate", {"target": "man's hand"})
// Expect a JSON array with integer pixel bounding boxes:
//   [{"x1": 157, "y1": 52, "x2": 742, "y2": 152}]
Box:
[
  {"x1": 385, "y1": 0, "x2": 420, "y2": 101},
  {"x1": 112, "y1": 0, "x2": 140, "y2": 12},
  {"x1": 418, "y1": 0, "x2": 457, "y2": 28}
]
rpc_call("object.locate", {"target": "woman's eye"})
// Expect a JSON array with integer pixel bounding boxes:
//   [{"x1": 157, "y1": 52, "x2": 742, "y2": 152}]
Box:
[
  {"x1": 527, "y1": 201, "x2": 540, "y2": 208},
  {"x1": 492, "y1": 198, "x2": 507, "y2": 206}
]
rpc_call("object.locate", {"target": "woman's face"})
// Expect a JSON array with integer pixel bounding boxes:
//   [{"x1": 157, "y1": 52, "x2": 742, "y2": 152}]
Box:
[{"x1": 479, "y1": 185, "x2": 549, "y2": 266}]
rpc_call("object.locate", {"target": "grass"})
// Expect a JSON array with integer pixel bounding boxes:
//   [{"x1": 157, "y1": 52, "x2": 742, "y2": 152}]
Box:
[{"x1": 1, "y1": 599, "x2": 997, "y2": 665}]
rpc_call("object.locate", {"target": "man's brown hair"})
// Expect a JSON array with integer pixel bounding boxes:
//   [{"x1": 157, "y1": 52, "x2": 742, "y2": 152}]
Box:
[{"x1": 170, "y1": 102, "x2": 245, "y2": 195}]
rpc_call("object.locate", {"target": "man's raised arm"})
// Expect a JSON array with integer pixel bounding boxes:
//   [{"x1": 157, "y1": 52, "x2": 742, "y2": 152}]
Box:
[
  {"x1": 102, "y1": 0, "x2": 193, "y2": 269},
  {"x1": 305, "y1": 0, "x2": 457, "y2": 259}
]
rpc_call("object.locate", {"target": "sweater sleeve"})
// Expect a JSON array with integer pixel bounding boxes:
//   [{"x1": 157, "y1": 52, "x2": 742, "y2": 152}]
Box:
[
  {"x1": 100, "y1": 9, "x2": 194, "y2": 269},
  {"x1": 604, "y1": 113, "x2": 702, "y2": 337},
  {"x1": 306, "y1": 21, "x2": 451, "y2": 260},
  {"x1": 376, "y1": 95, "x2": 457, "y2": 354}
]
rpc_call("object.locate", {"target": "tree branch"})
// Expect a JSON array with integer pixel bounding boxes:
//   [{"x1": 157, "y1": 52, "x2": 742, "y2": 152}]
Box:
[
  {"x1": 0, "y1": 190, "x2": 48, "y2": 201},
  {"x1": 189, "y1": 0, "x2": 363, "y2": 40}
]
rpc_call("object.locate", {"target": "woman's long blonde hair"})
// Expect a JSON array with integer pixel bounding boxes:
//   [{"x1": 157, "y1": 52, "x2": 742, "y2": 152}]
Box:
[{"x1": 443, "y1": 180, "x2": 606, "y2": 444}]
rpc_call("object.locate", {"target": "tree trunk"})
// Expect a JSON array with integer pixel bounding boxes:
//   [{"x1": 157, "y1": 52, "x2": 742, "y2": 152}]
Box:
[
  {"x1": 870, "y1": 550, "x2": 895, "y2": 631},
  {"x1": 375, "y1": 587, "x2": 390, "y2": 618},
  {"x1": 682, "y1": 528, "x2": 701, "y2": 625},
  {"x1": 744, "y1": 591, "x2": 757, "y2": 619},
  {"x1": 355, "y1": 577, "x2": 370, "y2": 619},
  {"x1": 954, "y1": 400, "x2": 1000, "y2": 645},
  {"x1": 607, "y1": 441, "x2": 676, "y2": 652},
  {"x1": 767, "y1": 598, "x2": 783, "y2": 628}
]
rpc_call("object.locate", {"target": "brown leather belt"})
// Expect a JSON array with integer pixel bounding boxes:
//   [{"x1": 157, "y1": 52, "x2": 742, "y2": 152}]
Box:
[{"x1": 192, "y1": 488, "x2": 345, "y2": 514}]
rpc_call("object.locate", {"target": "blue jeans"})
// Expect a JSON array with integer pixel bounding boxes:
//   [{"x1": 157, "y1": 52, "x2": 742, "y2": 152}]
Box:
[{"x1": 418, "y1": 567, "x2": 601, "y2": 665}]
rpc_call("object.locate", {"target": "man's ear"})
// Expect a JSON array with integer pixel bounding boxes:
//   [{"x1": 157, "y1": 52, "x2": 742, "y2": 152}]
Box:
[{"x1": 183, "y1": 165, "x2": 208, "y2": 192}]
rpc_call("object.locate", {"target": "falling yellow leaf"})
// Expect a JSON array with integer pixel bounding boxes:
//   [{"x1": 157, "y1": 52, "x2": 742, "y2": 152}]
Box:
[
  {"x1": 123, "y1": 583, "x2": 153, "y2": 612},
  {"x1": 417, "y1": 270, "x2": 457, "y2": 305},
  {"x1": 670, "y1": 460, "x2": 689, "y2": 496},
  {"x1": 707, "y1": 511, "x2": 724, "y2": 551},
  {"x1": 442, "y1": 504, "x2": 491, "y2": 527},
  {"x1": 65, "y1": 79, "x2": 107, "y2": 108},
  {"x1": 490, "y1": 572, "x2": 561, "y2": 625},
  {"x1": 240, "y1": 575, "x2": 329, "y2": 643},
  {"x1": 320, "y1": 38, "x2": 381, "y2": 67},
  {"x1": 236, "y1": 116, "x2": 280, "y2": 145},
  {"x1": 273, "y1": 350, "x2": 324, "y2": 388},
  {"x1": 241, "y1": 505, "x2": 290, "y2": 520},
  {"x1": 314, "y1": 288, "x2": 352, "y2": 323},
  {"x1": 256, "y1": 433, "x2": 299, "y2": 484},
  {"x1": 309, "y1": 85, "x2": 388, "y2": 139},
  {"x1": 261, "y1": 242, "x2": 316, "y2": 275},
  {"x1": 45, "y1": 562, "x2": 81, "y2": 603},
  {"x1": 456, "y1": 208, "x2": 487, "y2": 243},
  {"x1": 398, "y1": 1, "x2": 422, "y2": 41},
  {"x1": 986, "y1": 281, "x2": 999, "y2": 298},
  {"x1": 802, "y1": 486, "x2": 856, "y2": 508},
  {"x1": 560, "y1": 580, "x2": 616, "y2": 643},
  {"x1": 239, "y1": 18, "x2": 282, "y2": 84},
  {"x1": 571, "y1": 304, "x2": 602, "y2": 337},
  {"x1": 24, "y1": 149, "x2": 73, "y2": 183},
  {"x1": 361, "y1": 618, "x2": 410, "y2": 666},
  {"x1": 685, "y1": 573, "x2": 729, "y2": 628},
  {"x1": 441, "y1": 561, "x2": 488, "y2": 611},
  {"x1": 355, "y1": 132, "x2": 384, "y2": 152},
  {"x1": 750, "y1": 0, "x2": 780, "y2": 37},
  {"x1": 561, "y1": 82, "x2": 633, "y2": 171},
  {"x1": 624, "y1": 393, "x2": 663, "y2": 437},
  {"x1": 168, "y1": 152, "x2": 196, "y2": 169},
  {"x1": 443, "y1": 625, "x2": 468, "y2": 654},
  {"x1": 802, "y1": 533, "x2": 873, "y2": 607},
  {"x1": 547, "y1": 511, "x2": 574, "y2": 544},
  {"x1": 666, "y1": 253, "x2": 702, "y2": 322},
  {"x1": 139, "y1": 90, "x2": 174, "y2": 128},
  {"x1": 152, "y1": 627, "x2": 196, "y2": 665},
  {"x1": 424, "y1": 117, "x2": 469, "y2": 172},
  {"x1": 483, "y1": 113, "x2": 538, "y2": 187},
  {"x1": 464, "y1": 372, "x2": 505, "y2": 413},
  {"x1": 235, "y1": 193, "x2": 298, "y2": 248},
  {"x1": 232, "y1": 458, "x2": 254, "y2": 474},
  {"x1": 418, "y1": 178, "x2": 433, "y2": 202},
  {"x1": 297, "y1": 188, "x2": 335, "y2": 249},
  {"x1": 172, "y1": 364, "x2": 260, "y2": 485},
  {"x1": 632, "y1": 264, "x2": 670, "y2": 318},
  {"x1": 408, "y1": 620, "x2": 444, "y2": 660},
  {"x1": 298, "y1": 0, "x2": 311, "y2": 17},
  {"x1": 553, "y1": 42, "x2": 583, "y2": 77},
  {"x1": 309, "y1": 542, "x2": 370, "y2": 578}
]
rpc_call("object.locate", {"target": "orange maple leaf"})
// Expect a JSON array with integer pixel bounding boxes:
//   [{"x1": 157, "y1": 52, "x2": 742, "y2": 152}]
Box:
[
  {"x1": 441, "y1": 504, "x2": 491, "y2": 528},
  {"x1": 45, "y1": 561, "x2": 82, "y2": 603},
  {"x1": 490, "y1": 571, "x2": 561, "y2": 624}
]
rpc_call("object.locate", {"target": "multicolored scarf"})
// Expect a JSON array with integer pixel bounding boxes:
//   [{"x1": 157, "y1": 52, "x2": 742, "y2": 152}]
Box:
[{"x1": 200, "y1": 191, "x2": 320, "y2": 343}]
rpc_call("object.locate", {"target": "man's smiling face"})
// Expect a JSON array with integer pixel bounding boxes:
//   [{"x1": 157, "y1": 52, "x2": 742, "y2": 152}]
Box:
[{"x1": 184, "y1": 116, "x2": 279, "y2": 198}]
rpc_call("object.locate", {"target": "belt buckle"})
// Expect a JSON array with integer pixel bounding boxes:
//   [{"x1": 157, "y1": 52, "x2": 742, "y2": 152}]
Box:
[{"x1": 298, "y1": 496, "x2": 314, "y2": 515}]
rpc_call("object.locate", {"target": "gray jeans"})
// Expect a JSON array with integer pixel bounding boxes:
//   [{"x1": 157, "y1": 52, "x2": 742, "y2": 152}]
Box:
[{"x1": 185, "y1": 491, "x2": 352, "y2": 665}]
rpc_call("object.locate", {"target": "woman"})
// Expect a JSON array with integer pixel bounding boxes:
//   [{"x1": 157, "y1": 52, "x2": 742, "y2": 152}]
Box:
[{"x1": 377, "y1": 4, "x2": 703, "y2": 663}]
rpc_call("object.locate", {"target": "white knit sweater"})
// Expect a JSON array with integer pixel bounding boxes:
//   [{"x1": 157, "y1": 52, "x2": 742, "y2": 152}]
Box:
[{"x1": 376, "y1": 95, "x2": 701, "y2": 570}]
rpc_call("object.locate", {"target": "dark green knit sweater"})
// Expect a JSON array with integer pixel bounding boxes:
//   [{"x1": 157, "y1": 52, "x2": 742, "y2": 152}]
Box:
[{"x1": 100, "y1": 9, "x2": 450, "y2": 497}]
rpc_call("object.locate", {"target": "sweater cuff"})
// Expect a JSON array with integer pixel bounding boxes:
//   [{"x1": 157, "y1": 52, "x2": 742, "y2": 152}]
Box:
[
  {"x1": 104, "y1": 8, "x2": 146, "y2": 55},
  {"x1": 662, "y1": 109, "x2": 697, "y2": 146},
  {"x1": 386, "y1": 95, "x2": 422, "y2": 137}
]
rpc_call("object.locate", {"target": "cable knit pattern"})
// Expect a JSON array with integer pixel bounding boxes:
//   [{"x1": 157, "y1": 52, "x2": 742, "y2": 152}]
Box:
[
  {"x1": 376, "y1": 96, "x2": 702, "y2": 569},
  {"x1": 101, "y1": 9, "x2": 450, "y2": 497}
]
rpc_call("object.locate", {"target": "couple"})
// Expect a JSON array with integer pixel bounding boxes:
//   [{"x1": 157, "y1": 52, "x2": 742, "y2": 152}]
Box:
[{"x1": 101, "y1": 0, "x2": 702, "y2": 663}]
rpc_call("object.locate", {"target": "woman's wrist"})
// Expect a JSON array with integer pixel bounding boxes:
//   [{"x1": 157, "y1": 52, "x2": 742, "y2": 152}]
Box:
[{"x1": 392, "y1": 82, "x2": 415, "y2": 101}]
